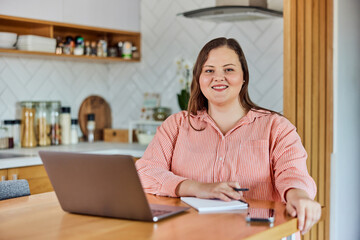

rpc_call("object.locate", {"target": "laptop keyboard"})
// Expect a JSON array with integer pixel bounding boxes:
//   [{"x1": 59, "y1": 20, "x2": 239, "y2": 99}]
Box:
[{"x1": 151, "y1": 209, "x2": 172, "y2": 217}]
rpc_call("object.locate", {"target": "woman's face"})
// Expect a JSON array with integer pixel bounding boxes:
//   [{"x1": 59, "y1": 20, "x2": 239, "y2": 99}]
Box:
[{"x1": 199, "y1": 46, "x2": 244, "y2": 109}]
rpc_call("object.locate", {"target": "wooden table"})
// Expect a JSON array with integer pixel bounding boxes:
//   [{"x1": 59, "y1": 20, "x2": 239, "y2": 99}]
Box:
[{"x1": 0, "y1": 192, "x2": 301, "y2": 240}]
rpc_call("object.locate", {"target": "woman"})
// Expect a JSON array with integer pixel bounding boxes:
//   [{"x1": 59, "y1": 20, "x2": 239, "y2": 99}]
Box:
[{"x1": 135, "y1": 37, "x2": 321, "y2": 235}]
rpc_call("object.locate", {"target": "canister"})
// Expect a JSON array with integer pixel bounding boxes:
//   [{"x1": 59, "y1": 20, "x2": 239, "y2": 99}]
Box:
[
  {"x1": 49, "y1": 101, "x2": 61, "y2": 145},
  {"x1": 20, "y1": 101, "x2": 37, "y2": 148},
  {"x1": 35, "y1": 101, "x2": 50, "y2": 146}
]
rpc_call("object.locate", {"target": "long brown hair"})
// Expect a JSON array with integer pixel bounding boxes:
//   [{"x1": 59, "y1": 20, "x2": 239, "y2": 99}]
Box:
[{"x1": 187, "y1": 37, "x2": 277, "y2": 130}]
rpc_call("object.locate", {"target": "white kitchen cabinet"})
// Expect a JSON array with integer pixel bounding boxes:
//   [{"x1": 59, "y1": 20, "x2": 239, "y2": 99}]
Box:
[
  {"x1": 0, "y1": 0, "x2": 63, "y2": 22},
  {"x1": 62, "y1": 0, "x2": 140, "y2": 31}
]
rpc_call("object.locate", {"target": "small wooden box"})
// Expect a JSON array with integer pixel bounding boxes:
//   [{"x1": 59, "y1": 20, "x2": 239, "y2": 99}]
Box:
[
  {"x1": 103, "y1": 128, "x2": 138, "y2": 143},
  {"x1": 103, "y1": 129, "x2": 129, "y2": 143}
]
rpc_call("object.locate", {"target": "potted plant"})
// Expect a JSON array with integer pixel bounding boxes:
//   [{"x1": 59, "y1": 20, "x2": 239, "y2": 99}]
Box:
[{"x1": 176, "y1": 58, "x2": 192, "y2": 111}]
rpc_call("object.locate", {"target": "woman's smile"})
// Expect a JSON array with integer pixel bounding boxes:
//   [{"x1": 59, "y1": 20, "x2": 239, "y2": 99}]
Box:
[{"x1": 211, "y1": 84, "x2": 228, "y2": 91}]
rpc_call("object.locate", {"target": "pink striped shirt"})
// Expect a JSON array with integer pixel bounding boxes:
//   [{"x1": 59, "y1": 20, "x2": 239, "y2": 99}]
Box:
[{"x1": 135, "y1": 109, "x2": 316, "y2": 203}]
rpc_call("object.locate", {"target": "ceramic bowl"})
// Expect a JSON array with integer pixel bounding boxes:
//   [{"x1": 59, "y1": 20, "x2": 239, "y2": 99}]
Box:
[{"x1": 136, "y1": 131, "x2": 155, "y2": 145}]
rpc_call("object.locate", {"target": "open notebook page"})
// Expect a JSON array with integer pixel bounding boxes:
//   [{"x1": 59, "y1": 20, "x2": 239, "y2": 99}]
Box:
[{"x1": 181, "y1": 197, "x2": 248, "y2": 213}]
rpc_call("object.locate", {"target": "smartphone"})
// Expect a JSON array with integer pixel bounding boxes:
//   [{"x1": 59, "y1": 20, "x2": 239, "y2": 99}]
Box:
[{"x1": 246, "y1": 207, "x2": 275, "y2": 223}]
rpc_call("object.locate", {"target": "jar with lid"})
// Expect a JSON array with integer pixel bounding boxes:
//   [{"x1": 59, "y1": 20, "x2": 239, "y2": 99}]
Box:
[
  {"x1": 20, "y1": 101, "x2": 37, "y2": 148},
  {"x1": 0, "y1": 127, "x2": 8, "y2": 149},
  {"x1": 60, "y1": 107, "x2": 71, "y2": 145},
  {"x1": 3, "y1": 120, "x2": 14, "y2": 148},
  {"x1": 49, "y1": 101, "x2": 61, "y2": 145},
  {"x1": 35, "y1": 102, "x2": 50, "y2": 146}
]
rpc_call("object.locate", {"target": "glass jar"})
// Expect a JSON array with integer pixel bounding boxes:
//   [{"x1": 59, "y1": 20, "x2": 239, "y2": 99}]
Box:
[
  {"x1": 49, "y1": 101, "x2": 61, "y2": 145},
  {"x1": 153, "y1": 107, "x2": 171, "y2": 121},
  {"x1": 60, "y1": 107, "x2": 71, "y2": 145},
  {"x1": 13, "y1": 119, "x2": 21, "y2": 147},
  {"x1": 0, "y1": 127, "x2": 8, "y2": 149},
  {"x1": 35, "y1": 101, "x2": 50, "y2": 146},
  {"x1": 3, "y1": 120, "x2": 14, "y2": 148},
  {"x1": 135, "y1": 122, "x2": 158, "y2": 145},
  {"x1": 20, "y1": 101, "x2": 37, "y2": 148}
]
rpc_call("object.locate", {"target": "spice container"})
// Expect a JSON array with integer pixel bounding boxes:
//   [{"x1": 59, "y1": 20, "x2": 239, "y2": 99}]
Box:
[
  {"x1": 49, "y1": 101, "x2": 61, "y2": 145},
  {"x1": 60, "y1": 107, "x2": 71, "y2": 145},
  {"x1": 3, "y1": 120, "x2": 14, "y2": 148},
  {"x1": 87, "y1": 114, "x2": 95, "y2": 143},
  {"x1": 35, "y1": 102, "x2": 50, "y2": 146},
  {"x1": 20, "y1": 101, "x2": 37, "y2": 148}
]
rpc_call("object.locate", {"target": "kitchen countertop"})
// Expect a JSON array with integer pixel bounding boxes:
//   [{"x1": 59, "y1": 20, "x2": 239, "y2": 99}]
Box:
[{"x1": 0, "y1": 142, "x2": 147, "y2": 169}]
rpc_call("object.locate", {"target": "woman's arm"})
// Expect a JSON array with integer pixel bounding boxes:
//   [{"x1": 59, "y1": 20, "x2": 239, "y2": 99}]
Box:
[
  {"x1": 135, "y1": 113, "x2": 188, "y2": 197},
  {"x1": 270, "y1": 116, "x2": 317, "y2": 202},
  {"x1": 285, "y1": 188, "x2": 321, "y2": 235},
  {"x1": 270, "y1": 116, "x2": 320, "y2": 234}
]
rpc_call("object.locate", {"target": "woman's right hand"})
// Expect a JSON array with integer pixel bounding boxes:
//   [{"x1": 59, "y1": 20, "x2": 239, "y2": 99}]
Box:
[{"x1": 176, "y1": 180, "x2": 243, "y2": 201}]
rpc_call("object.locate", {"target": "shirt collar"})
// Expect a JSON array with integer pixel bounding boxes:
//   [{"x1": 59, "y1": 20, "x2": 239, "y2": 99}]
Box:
[
  {"x1": 190, "y1": 108, "x2": 271, "y2": 126},
  {"x1": 244, "y1": 108, "x2": 271, "y2": 124}
]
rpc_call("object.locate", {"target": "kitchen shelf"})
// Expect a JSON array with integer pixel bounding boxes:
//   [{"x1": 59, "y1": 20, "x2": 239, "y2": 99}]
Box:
[{"x1": 0, "y1": 14, "x2": 141, "y2": 62}]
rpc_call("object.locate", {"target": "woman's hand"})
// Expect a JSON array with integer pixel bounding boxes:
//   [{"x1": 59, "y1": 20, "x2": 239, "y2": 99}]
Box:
[
  {"x1": 285, "y1": 188, "x2": 321, "y2": 235},
  {"x1": 176, "y1": 180, "x2": 243, "y2": 201}
]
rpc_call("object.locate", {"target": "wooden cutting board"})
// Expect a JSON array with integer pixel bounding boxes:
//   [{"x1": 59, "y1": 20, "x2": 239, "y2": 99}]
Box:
[{"x1": 78, "y1": 95, "x2": 112, "y2": 141}]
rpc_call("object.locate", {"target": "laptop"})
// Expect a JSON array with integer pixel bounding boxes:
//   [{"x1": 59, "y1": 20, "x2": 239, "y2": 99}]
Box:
[{"x1": 39, "y1": 151, "x2": 189, "y2": 222}]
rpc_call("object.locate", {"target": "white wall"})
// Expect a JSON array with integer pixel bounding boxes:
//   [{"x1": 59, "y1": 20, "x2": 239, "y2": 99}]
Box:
[
  {"x1": 108, "y1": 0, "x2": 283, "y2": 127},
  {"x1": 0, "y1": 0, "x2": 283, "y2": 130},
  {"x1": 330, "y1": 0, "x2": 360, "y2": 239}
]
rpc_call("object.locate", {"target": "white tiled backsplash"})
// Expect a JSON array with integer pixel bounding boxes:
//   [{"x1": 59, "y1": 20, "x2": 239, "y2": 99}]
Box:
[{"x1": 0, "y1": 0, "x2": 283, "y2": 129}]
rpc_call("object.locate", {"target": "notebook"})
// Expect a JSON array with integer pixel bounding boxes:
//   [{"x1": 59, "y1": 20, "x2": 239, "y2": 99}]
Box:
[
  {"x1": 39, "y1": 151, "x2": 189, "y2": 222},
  {"x1": 181, "y1": 197, "x2": 248, "y2": 213}
]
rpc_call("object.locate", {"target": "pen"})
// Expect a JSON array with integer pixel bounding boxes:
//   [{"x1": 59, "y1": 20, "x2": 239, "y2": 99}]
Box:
[{"x1": 233, "y1": 188, "x2": 249, "y2": 192}]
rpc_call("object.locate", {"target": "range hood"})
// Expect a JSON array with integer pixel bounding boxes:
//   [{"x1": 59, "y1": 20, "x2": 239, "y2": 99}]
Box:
[{"x1": 177, "y1": 0, "x2": 283, "y2": 22}]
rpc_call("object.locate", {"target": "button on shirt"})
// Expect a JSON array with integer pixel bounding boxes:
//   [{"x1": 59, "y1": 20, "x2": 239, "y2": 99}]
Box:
[{"x1": 135, "y1": 109, "x2": 316, "y2": 203}]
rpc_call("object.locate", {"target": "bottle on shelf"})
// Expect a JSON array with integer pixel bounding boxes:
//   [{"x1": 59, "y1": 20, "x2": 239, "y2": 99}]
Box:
[
  {"x1": 49, "y1": 101, "x2": 61, "y2": 145},
  {"x1": 60, "y1": 107, "x2": 71, "y2": 145},
  {"x1": 71, "y1": 119, "x2": 79, "y2": 144},
  {"x1": 87, "y1": 114, "x2": 95, "y2": 143}
]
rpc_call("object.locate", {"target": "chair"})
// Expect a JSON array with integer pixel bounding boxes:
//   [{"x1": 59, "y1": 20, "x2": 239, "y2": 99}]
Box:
[{"x1": 0, "y1": 179, "x2": 30, "y2": 200}]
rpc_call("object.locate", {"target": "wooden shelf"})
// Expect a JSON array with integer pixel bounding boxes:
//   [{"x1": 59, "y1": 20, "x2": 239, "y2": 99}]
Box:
[{"x1": 0, "y1": 14, "x2": 141, "y2": 62}]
